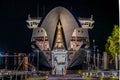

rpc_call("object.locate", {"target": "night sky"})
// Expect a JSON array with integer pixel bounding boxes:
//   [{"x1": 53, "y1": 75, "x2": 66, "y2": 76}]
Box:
[{"x1": 0, "y1": 0, "x2": 119, "y2": 53}]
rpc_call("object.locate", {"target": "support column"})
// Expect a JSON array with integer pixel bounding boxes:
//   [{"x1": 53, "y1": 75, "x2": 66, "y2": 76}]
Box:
[
  {"x1": 103, "y1": 52, "x2": 107, "y2": 70},
  {"x1": 115, "y1": 53, "x2": 118, "y2": 70}
]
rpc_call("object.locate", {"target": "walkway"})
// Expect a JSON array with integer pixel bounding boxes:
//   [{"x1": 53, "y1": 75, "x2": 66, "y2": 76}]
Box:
[{"x1": 48, "y1": 74, "x2": 95, "y2": 80}]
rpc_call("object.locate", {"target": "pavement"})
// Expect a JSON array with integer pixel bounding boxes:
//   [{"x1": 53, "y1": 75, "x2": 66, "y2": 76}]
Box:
[{"x1": 47, "y1": 74, "x2": 95, "y2": 80}]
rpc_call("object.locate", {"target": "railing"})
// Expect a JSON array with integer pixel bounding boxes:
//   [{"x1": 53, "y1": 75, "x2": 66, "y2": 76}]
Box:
[
  {"x1": 82, "y1": 70, "x2": 119, "y2": 78},
  {"x1": 0, "y1": 70, "x2": 47, "y2": 80}
]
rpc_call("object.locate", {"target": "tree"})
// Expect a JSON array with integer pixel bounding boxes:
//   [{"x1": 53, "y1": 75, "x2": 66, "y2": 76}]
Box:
[{"x1": 105, "y1": 25, "x2": 119, "y2": 60}]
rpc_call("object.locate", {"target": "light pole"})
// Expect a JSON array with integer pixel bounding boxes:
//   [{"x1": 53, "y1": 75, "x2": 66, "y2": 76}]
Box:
[
  {"x1": 93, "y1": 40, "x2": 96, "y2": 69},
  {"x1": 86, "y1": 49, "x2": 90, "y2": 71},
  {"x1": 97, "y1": 49, "x2": 99, "y2": 70}
]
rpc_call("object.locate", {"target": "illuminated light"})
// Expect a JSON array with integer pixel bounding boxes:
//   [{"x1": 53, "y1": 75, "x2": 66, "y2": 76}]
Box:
[
  {"x1": 58, "y1": 35, "x2": 61, "y2": 37},
  {"x1": 28, "y1": 7, "x2": 95, "y2": 72}
]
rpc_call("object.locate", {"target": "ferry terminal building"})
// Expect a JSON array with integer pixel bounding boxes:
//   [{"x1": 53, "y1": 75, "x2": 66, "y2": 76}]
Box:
[{"x1": 26, "y1": 6, "x2": 94, "y2": 75}]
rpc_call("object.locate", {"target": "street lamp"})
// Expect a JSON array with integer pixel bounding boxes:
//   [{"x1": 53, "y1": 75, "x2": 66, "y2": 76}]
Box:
[
  {"x1": 93, "y1": 40, "x2": 96, "y2": 69},
  {"x1": 97, "y1": 49, "x2": 99, "y2": 70},
  {"x1": 86, "y1": 49, "x2": 90, "y2": 71}
]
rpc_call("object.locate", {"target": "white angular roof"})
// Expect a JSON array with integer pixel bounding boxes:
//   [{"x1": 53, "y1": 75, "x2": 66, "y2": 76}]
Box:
[{"x1": 40, "y1": 6, "x2": 80, "y2": 50}]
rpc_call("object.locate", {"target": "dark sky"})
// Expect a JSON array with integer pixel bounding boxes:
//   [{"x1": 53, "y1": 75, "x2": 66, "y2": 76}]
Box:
[{"x1": 0, "y1": 0, "x2": 119, "y2": 53}]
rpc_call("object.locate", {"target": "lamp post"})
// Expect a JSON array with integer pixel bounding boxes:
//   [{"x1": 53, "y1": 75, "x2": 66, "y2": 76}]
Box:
[
  {"x1": 97, "y1": 49, "x2": 99, "y2": 70},
  {"x1": 86, "y1": 49, "x2": 90, "y2": 71},
  {"x1": 93, "y1": 40, "x2": 96, "y2": 69}
]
